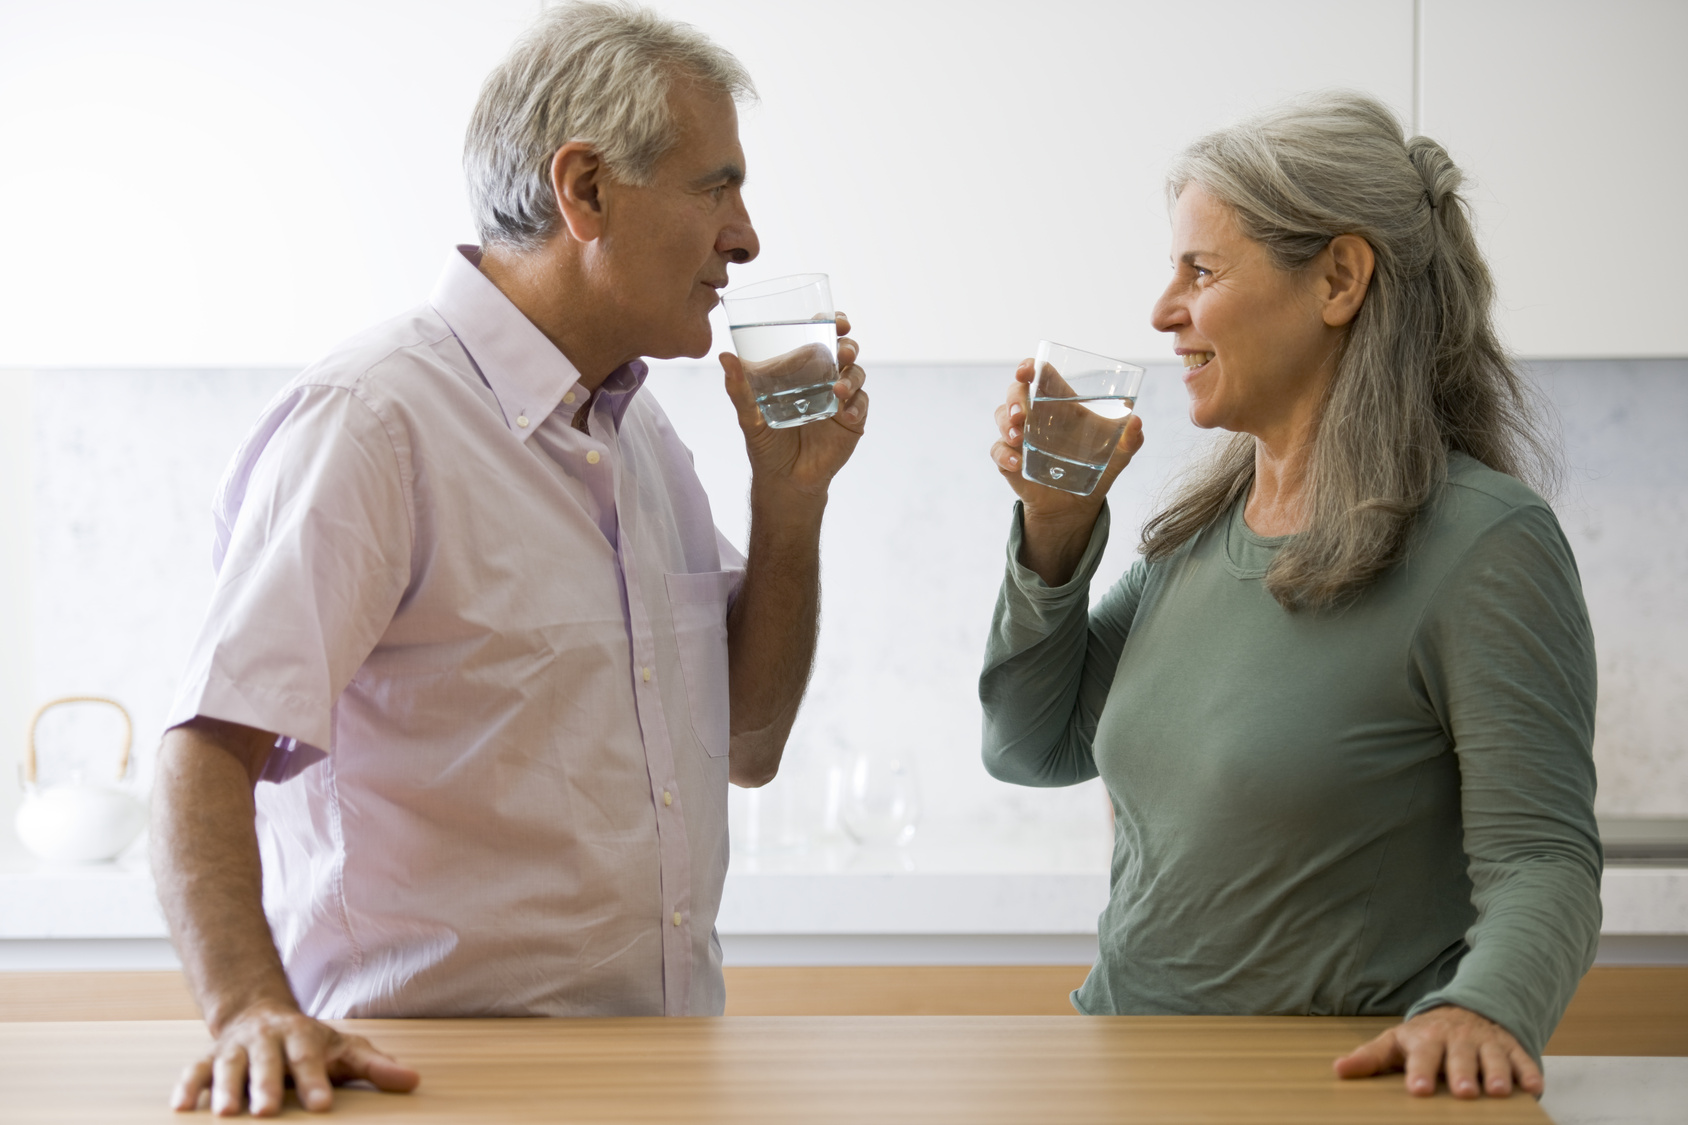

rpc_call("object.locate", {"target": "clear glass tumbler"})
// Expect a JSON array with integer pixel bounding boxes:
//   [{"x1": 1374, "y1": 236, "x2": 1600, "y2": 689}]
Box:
[
  {"x1": 1021, "y1": 340, "x2": 1145, "y2": 496},
  {"x1": 721, "y1": 273, "x2": 840, "y2": 428},
  {"x1": 841, "y1": 748, "x2": 921, "y2": 848}
]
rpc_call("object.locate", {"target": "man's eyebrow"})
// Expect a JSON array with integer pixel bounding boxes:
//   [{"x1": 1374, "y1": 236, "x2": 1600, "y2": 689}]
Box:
[{"x1": 689, "y1": 163, "x2": 744, "y2": 190}]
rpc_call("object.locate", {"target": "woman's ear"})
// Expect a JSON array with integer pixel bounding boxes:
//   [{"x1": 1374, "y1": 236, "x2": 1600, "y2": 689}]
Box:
[
  {"x1": 1320, "y1": 234, "x2": 1376, "y2": 328},
  {"x1": 550, "y1": 142, "x2": 606, "y2": 243}
]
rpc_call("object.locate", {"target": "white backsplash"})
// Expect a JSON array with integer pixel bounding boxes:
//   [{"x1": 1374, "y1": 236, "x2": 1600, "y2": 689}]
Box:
[{"x1": 18, "y1": 358, "x2": 1688, "y2": 858}]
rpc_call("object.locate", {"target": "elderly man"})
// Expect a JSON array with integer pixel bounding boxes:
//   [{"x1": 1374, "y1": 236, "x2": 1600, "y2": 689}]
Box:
[{"x1": 151, "y1": 3, "x2": 867, "y2": 1115}]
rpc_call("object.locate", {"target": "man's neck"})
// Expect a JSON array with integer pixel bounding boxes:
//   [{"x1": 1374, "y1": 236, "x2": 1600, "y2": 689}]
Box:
[{"x1": 477, "y1": 244, "x2": 628, "y2": 391}]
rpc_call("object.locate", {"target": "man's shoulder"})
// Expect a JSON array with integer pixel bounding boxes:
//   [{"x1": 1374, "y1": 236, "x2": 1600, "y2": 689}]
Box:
[
  {"x1": 217, "y1": 306, "x2": 476, "y2": 508},
  {"x1": 287, "y1": 305, "x2": 465, "y2": 405}
]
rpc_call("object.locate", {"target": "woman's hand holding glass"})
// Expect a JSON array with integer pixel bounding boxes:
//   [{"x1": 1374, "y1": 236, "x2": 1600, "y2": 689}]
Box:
[{"x1": 991, "y1": 357, "x2": 1143, "y2": 586}]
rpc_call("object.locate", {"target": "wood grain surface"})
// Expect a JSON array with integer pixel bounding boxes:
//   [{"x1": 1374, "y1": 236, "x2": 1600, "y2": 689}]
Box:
[
  {"x1": 4, "y1": 966, "x2": 1683, "y2": 1056},
  {"x1": 0, "y1": 1016, "x2": 1551, "y2": 1123},
  {"x1": 723, "y1": 963, "x2": 1090, "y2": 1016}
]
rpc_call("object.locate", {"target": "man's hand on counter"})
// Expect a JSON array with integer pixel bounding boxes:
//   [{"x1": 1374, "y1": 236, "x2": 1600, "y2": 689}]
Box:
[
  {"x1": 153, "y1": 717, "x2": 419, "y2": 1114},
  {"x1": 171, "y1": 1000, "x2": 420, "y2": 1115}
]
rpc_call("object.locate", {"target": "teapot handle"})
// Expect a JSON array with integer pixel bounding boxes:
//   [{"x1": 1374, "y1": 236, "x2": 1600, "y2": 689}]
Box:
[{"x1": 25, "y1": 696, "x2": 134, "y2": 784}]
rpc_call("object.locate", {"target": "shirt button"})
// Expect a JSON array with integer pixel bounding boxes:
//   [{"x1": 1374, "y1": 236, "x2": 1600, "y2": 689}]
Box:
[
  {"x1": 516, "y1": 415, "x2": 529, "y2": 428},
  {"x1": 642, "y1": 666, "x2": 652, "y2": 682},
  {"x1": 672, "y1": 912, "x2": 683, "y2": 927},
  {"x1": 663, "y1": 790, "x2": 673, "y2": 806},
  {"x1": 563, "y1": 391, "x2": 576, "y2": 405},
  {"x1": 586, "y1": 450, "x2": 600, "y2": 464}
]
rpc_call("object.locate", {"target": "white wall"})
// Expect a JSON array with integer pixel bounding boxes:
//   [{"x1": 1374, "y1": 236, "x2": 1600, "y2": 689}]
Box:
[
  {"x1": 0, "y1": 373, "x2": 32, "y2": 858},
  {"x1": 17, "y1": 360, "x2": 1688, "y2": 865},
  {"x1": 1420, "y1": 0, "x2": 1688, "y2": 358}
]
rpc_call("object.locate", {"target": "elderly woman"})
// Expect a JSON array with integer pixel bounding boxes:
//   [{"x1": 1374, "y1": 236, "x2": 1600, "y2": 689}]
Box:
[{"x1": 981, "y1": 92, "x2": 1599, "y2": 1100}]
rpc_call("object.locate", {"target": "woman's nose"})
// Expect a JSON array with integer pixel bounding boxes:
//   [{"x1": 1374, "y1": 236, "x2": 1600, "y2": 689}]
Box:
[{"x1": 1149, "y1": 280, "x2": 1186, "y2": 335}]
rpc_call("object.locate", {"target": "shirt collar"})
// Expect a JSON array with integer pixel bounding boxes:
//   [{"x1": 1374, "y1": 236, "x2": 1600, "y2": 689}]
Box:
[{"x1": 428, "y1": 245, "x2": 648, "y2": 438}]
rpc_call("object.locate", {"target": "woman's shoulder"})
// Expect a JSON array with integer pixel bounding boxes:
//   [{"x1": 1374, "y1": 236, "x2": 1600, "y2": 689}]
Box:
[
  {"x1": 1441, "y1": 451, "x2": 1551, "y2": 516},
  {"x1": 1414, "y1": 452, "x2": 1573, "y2": 577}
]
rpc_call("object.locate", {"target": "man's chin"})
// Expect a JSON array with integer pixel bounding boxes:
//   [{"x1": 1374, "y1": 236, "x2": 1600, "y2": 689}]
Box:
[{"x1": 641, "y1": 333, "x2": 714, "y2": 363}]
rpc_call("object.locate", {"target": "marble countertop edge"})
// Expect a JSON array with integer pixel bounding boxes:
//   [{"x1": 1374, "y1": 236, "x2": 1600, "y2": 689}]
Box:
[{"x1": 2, "y1": 863, "x2": 1684, "y2": 941}]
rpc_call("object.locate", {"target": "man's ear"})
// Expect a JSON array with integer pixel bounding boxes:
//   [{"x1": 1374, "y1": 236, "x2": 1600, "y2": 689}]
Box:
[
  {"x1": 551, "y1": 142, "x2": 606, "y2": 243},
  {"x1": 1320, "y1": 233, "x2": 1376, "y2": 328}
]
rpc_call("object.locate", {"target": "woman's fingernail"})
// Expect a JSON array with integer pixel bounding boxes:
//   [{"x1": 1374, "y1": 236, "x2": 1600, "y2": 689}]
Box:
[
  {"x1": 1009, "y1": 455, "x2": 1019, "y2": 467},
  {"x1": 1010, "y1": 404, "x2": 1022, "y2": 419},
  {"x1": 1008, "y1": 427, "x2": 1019, "y2": 440}
]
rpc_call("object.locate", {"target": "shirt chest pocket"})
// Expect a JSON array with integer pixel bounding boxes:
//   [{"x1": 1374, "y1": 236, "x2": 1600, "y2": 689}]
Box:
[{"x1": 663, "y1": 571, "x2": 733, "y2": 758}]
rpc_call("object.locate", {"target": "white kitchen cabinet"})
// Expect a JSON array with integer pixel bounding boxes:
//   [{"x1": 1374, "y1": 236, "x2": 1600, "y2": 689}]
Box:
[
  {"x1": 654, "y1": 0, "x2": 1415, "y2": 364},
  {"x1": 0, "y1": 0, "x2": 1414, "y2": 367},
  {"x1": 1419, "y1": 0, "x2": 1688, "y2": 358}
]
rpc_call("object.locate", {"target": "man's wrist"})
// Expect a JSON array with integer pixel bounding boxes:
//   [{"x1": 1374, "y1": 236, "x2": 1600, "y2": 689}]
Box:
[
  {"x1": 203, "y1": 982, "x2": 302, "y2": 1035},
  {"x1": 748, "y1": 477, "x2": 828, "y2": 531}
]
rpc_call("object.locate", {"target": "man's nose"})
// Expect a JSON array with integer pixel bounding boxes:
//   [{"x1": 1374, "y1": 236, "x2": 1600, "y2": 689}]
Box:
[{"x1": 721, "y1": 206, "x2": 759, "y2": 265}]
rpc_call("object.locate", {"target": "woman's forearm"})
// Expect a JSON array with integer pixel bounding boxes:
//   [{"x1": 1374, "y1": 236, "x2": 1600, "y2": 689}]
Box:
[{"x1": 1017, "y1": 503, "x2": 1108, "y2": 587}]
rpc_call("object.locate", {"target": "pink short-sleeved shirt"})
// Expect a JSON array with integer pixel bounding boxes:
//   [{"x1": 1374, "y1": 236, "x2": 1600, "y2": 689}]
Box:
[{"x1": 168, "y1": 246, "x2": 745, "y2": 1018}]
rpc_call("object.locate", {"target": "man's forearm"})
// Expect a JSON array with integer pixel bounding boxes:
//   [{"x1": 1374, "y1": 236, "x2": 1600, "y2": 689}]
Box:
[
  {"x1": 724, "y1": 482, "x2": 827, "y2": 786},
  {"x1": 152, "y1": 722, "x2": 299, "y2": 1033}
]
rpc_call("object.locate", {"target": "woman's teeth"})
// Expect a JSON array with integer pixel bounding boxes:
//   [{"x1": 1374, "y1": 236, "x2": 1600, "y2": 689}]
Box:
[{"x1": 1182, "y1": 352, "x2": 1213, "y2": 369}]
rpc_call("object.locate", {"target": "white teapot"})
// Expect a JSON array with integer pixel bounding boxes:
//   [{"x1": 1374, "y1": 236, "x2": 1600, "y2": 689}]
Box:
[{"x1": 15, "y1": 696, "x2": 148, "y2": 864}]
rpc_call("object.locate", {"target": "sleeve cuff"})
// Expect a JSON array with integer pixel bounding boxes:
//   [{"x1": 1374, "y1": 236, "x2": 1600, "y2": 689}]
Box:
[
  {"x1": 1004, "y1": 499, "x2": 1112, "y2": 604},
  {"x1": 168, "y1": 672, "x2": 334, "y2": 762}
]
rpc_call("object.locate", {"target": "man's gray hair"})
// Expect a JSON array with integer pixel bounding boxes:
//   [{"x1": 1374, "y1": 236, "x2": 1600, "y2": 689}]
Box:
[{"x1": 464, "y1": 2, "x2": 755, "y2": 251}]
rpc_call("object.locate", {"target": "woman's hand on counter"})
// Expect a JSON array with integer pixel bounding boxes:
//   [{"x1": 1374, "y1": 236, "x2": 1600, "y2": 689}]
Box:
[
  {"x1": 170, "y1": 999, "x2": 419, "y2": 1115},
  {"x1": 1332, "y1": 1004, "x2": 1543, "y2": 1099}
]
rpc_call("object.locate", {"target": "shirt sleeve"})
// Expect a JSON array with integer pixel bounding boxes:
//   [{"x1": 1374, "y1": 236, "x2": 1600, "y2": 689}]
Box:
[
  {"x1": 1404, "y1": 501, "x2": 1602, "y2": 1059},
  {"x1": 979, "y1": 501, "x2": 1147, "y2": 787},
  {"x1": 168, "y1": 384, "x2": 414, "y2": 769},
  {"x1": 715, "y1": 527, "x2": 748, "y2": 610}
]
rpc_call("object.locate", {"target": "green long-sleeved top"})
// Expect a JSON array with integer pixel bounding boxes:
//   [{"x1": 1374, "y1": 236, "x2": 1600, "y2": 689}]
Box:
[{"x1": 980, "y1": 453, "x2": 1601, "y2": 1058}]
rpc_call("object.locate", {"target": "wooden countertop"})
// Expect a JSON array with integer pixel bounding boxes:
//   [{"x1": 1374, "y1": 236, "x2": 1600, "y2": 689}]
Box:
[{"x1": 0, "y1": 1015, "x2": 1549, "y2": 1122}]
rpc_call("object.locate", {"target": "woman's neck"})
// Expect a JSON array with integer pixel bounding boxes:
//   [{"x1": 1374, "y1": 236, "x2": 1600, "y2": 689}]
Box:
[{"x1": 1245, "y1": 423, "x2": 1318, "y2": 537}]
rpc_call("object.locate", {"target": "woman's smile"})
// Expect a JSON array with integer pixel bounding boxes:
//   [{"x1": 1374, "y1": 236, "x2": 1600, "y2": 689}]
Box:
[{"x1": 1180, "y1": 350, "x2": 1214, "y2": 383}]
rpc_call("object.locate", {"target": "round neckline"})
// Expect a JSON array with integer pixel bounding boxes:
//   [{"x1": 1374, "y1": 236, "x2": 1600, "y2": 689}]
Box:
[{"x1": 1222, "y1": 493, "x2": 1290, "y2": 579}]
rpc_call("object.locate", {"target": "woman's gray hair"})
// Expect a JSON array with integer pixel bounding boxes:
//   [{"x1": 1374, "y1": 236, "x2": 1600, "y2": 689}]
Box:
[
  {"x1": 1142, "y1": 91, "x2": 1558, "y2": 611},
  {"x1": 464, "y1": 1, "x2": 755, "y2": 251}
]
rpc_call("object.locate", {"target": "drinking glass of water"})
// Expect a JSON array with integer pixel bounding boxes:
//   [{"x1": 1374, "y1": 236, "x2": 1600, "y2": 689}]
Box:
[
  {"x1": 722, "y1": 273, "x2": 840, "y2": 428},
  {"x1": 1022, "y1": 341, "x2": 1145, "y2": 496}
]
